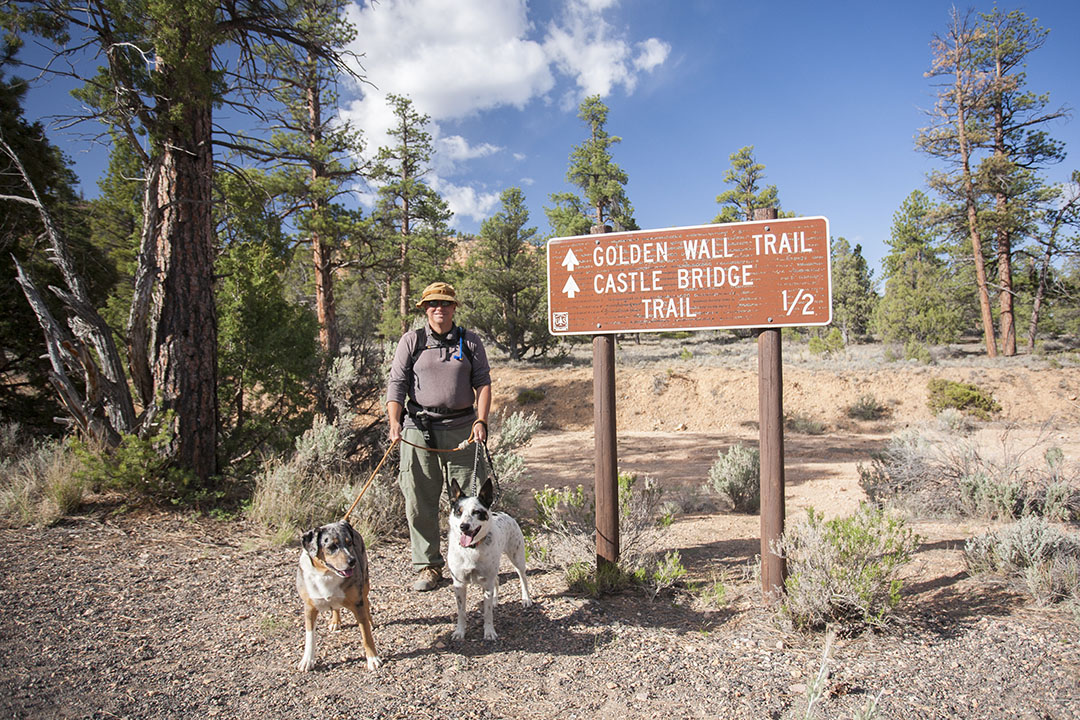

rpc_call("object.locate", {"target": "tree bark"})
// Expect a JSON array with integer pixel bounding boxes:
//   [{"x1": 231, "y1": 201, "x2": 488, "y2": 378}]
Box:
[
  {"x1": 991, "y1": 46, "x2": 1016, "y2": 356},
  {"x1": 152, "y1": 58, "x2": 219, "y2": 483},
  {"x1": 951, "y1": 24, "x2": 997, "y2": 357},
  {"x1": 307, "y1": 72, "x2": 339, "y2": 355}
]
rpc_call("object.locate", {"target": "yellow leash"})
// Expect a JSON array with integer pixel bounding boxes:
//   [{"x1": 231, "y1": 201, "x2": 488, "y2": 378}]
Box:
[{"x1": 342, "y1": 439, "x2": 399, "y2": 523}]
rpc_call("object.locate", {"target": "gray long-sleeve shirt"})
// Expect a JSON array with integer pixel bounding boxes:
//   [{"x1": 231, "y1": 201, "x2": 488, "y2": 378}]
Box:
[{"x1": 386, "y1": 324, "x2": 491, "y2": 430}]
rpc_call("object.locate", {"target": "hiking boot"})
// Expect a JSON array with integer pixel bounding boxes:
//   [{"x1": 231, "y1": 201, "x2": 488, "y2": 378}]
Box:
[{"x1": 412, "y1": 566, "x2": 442, "y2": 592}]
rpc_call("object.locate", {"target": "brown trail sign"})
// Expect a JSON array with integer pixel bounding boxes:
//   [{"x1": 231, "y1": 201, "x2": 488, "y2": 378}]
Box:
[
  {"x1": 548, "y1": 215, "x2": 832, "y2": 600},
  {"x1": 547, "y1": 217, "x2": 831, "y2": 335}
]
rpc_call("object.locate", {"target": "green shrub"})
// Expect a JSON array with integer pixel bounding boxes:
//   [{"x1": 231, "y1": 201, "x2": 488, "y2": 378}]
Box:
[
  {"x1": 904, "y1": 340, "x2": 932, "y2": 364},
  {"x1": 647, "y1": 550, "x2": 687, "y2": 599},
  {"x1": 858, "y1": 429, "x2": 938, "y2": 510},
  {"x1": 516, "y1": 387, "x2": 546, "y2": 405},
  {"x1": 777, "y1": 504, "x2": 921, "y2": 631},
  {"x1": 532, "y1": 471, "x2": 671, "y2": 593},
  {"x1": 485, "y1": 411, "x2": 542, "y2": 513},
  {"x1": 706, "y1": 443, "x2": 760, "y2": 513},
  {"x1": 859, "y1": 427, "x2": 1076, "y2": 520},
  {"x1": 926, "y1": 378, "x2": 1001, "y2": 420},
  {"x1": 808, "y1": 327, "x2": 844, "y2": 356},
  {"x1": 692, "y1": 577, "x2": 729, "y2": 609},
  {"x1": 785, "y1": 412, "x2": 827, "y2": 435},
  {"x1": 846, "y1": 394, "x2": 890, "y2": 421},
  {"x1": 71, "y1": 413, "x2": 193, "y2": 499},
  {"x1": 678, "y1": 347, "x2": 693, "y2": 361},
  {"x1": 959, "y1": 472, "x2": 1025, "y2": 519}
]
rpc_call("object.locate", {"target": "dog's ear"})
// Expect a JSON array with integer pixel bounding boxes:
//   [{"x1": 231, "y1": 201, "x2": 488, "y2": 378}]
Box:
[
  {"x1": 346, "y1": 521, "x2": 366, "y2": 552},
  {"x1": 301, "y1": 528, "x2": 320, "y2": 556},
  {"x1": 449, "y1": 478, "x2": 465, "y2": 502},
  {"x1": 478, "y1": 478, "x2": 494, "y2": 508}
]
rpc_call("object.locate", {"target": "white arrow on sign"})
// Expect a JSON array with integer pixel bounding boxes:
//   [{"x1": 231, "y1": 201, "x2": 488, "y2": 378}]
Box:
[
  {"x1": 562, "y1": 275, "x2": 580, "y2": 299},
  {"x1": 561, "y1": 249, "x2": 580, "y2": 272}
]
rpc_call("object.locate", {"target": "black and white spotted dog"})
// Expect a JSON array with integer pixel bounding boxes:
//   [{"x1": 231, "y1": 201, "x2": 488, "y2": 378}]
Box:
[{"x1": 447, "y1": 477, "x2": 532, "y2": 641}]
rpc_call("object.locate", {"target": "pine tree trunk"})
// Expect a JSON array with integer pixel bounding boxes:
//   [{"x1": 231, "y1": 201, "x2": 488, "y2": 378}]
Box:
[
  {"x1": 152, "y1": 60, "x2": 219, "y2": 484},
  {"x1": 312, "y1": 228, "x2": 338, "y2": 354},
  {"x1": 1028, "y1": 251, "x2": 1050, "y2": 354},
  {"x1": 953, "y1": 51, "x2": 997, "y2": 357},
  {"x1": 997, "y1": 220, "x2": 1016, "y2": 356},
  {"x1": 398, "y1": 196, "x2": 411, "y2": 335},
  {"x1": 992, "y1": 54, "x2": 1016, "y2": 357},
  {"x1": 308, "y1": 75, "x2": 338, "y2": 355}
]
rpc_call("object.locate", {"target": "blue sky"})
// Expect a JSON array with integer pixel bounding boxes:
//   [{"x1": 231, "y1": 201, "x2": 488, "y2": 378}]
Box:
[{"x1": 18, "y1": 0, "x2": 1080, "y2": 279}]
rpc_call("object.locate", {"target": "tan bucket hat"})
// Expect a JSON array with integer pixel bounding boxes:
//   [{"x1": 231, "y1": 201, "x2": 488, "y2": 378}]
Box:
[{"x1": 416, "y1": 281, "x2": 458, "y2": 308}]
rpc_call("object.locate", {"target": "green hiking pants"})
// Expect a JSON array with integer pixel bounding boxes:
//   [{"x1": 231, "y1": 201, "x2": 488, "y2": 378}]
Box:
[{"x1": 398, "y1": 426, "x2": 488, "y2": 571}]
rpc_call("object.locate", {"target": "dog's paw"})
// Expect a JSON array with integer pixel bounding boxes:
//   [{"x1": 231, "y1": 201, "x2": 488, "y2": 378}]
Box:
[
  {"x1": 521, "y1": 597, "x2": 534, "y2": 609},
  {"x1": 366, "y1": 655, "x2": 382, "y2": 671},
  {"x1": 451, "y1": 629, "x2": 465, "y2": 641},
  {"x1": 328, "y1": 610, "x2": 342, "y2": 632},
  {"x1": 297, "y1": 655, "x2": 316, "y2": 672},
  {"x1": 483, "y1": 627, "x2": 498, "y2": 641}
]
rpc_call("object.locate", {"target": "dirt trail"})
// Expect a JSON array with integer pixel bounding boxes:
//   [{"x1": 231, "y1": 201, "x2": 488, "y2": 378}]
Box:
[{"x1": 2, "y1": 339, "x2": 1079, "y2": 719}]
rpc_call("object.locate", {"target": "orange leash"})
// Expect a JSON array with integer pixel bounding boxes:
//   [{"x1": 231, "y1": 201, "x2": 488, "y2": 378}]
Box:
[{"x1": 342, "y1": 439, "x2": 399, "y2": 523}]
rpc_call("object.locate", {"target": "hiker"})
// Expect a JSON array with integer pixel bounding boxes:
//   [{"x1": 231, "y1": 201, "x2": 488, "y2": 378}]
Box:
[{"x1": 386, "y1": 281, "x2": 492, "y2": 591}]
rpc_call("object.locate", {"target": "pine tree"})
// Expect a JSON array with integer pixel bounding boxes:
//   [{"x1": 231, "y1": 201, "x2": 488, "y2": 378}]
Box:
[
  {"x1": 713, "y1": 146, "x2": 782, "y2": 223},
  {"x1": 215, "y1": 172, "x2": 320, "y2": 468},
  {"x1": 461, "y1": 188, "x2": 556, "y2": 360},
  {"x1": 369, "y1": 94, "x2": 453, "y2": 335},
  {"x1": 874, "y1": 191, "x2": 963, "y2": 346},
  {"x1": 256, "y1": 0, "x2": 364, "y2": 356},
  {"x1": 546, "y1": 95, "x2": 637, "y2": 236},
  {"x1": 973, "y1": 7, "x2": 1067, "y2": 356},
  {"x1": 918, "y1": 7, "x2": 997, "y2": 357},
  {"x1": 829, "y1": 238, "x2": 876, "y2": 344},
  {"x1": 1026, "y1": 172, "x2": 1080, "y2": 350},
  {"x1": 4, "y1": 0, "x2": 359, "y2": 482}
]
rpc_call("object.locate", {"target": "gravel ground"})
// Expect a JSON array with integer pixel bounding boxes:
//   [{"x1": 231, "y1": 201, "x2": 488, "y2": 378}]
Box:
[{"x1": 1, "y1": 512, "x2": 1078, "y2": 720}]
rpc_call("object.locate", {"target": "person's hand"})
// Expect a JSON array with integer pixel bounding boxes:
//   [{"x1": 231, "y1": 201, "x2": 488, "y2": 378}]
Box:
[
  {"x1": 389, "y1": 419, "x2": 402, "y2": 443},
  {"x1": 469, "y1": 419, "x2": 487, "y2": 445}
]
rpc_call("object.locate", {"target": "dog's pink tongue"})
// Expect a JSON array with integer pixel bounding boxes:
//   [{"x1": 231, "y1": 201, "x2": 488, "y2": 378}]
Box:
[{"x1": 459, "y1": 533, "x2": 473, "y2": 547}]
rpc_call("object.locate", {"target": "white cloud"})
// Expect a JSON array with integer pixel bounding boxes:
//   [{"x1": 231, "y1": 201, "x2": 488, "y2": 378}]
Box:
[
  {"x1": 430, "y1": 180, "x2": 502, "y2": 225},
  {"x1": 439, "y1": 136, "x2": 501, "y2": 163},
  {"x1": 634, "y1": 37, "x2": 671, "y2": 73},
  {"x1": 543, "y1": 0, "x2": 670, "y2": 105},
  {"x1": 344, "y1": 0, "x2": 552, "y2": 125},
  {"x1": 341, "y1": 0, "x2": 668, "y2": 217}
]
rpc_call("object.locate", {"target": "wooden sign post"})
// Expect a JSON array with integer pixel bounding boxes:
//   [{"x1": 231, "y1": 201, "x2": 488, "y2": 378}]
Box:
[
  {"x1": 753, "y1": 207, "x2": 785, "y2": 599},
  {"x1": 547, "y1": 215, "x2": 831, "y2": 595},
  {"x1": 591, "y1": 225, "x2": 619, "y2": 571}
]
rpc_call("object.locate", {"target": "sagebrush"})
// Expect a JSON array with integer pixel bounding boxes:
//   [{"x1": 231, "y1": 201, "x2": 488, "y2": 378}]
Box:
[
  {"x1": 777, "y1": 504, "x2": 921, "y2": 632},
  {"x1": 706, "y1": 443, "x2": 760, "y2": 512},
  {"x1": 531, "y1": 471, "x2": 677, "y2": 596},
  {"x1": 965, "y1": 517, "x2": 1080, "y2": 605},
  {"x1": 859, "y1": 427, "x2": 1079, "y2": 521}
]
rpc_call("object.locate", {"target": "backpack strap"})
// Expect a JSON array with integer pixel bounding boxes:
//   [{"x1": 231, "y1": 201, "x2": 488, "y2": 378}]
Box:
[{"x1": 409, "y1": 325, "x2": 474, "y2": 367}]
